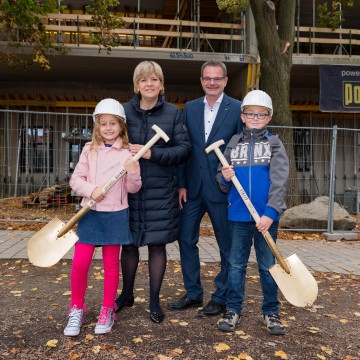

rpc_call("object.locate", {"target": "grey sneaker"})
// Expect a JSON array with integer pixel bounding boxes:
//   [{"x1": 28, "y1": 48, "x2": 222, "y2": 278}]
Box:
[
  {"x1": 263, "y1": 313, "x2": 285, "y2": 335},
  {"x1": 64, "y1": 307, "x2": 84, "y2": 336},
  {"x1": 94, "y1": 306, "x2": 117, "y2": 334},
  {"x1": 218, "y1": 310, "x2": 241, "y2": 332}
]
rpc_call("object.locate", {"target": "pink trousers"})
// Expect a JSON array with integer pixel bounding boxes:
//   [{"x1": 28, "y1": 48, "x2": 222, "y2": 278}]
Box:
[{"x1": 70, "y1": 243, "x2": 120, "y2": 308}]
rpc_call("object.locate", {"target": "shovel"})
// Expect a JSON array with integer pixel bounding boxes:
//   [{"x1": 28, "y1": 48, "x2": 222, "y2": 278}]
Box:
[
  {"x1": 27, "y1": 124, "x2": 170, "y2": 268},
  {"x1": 205, "y1": 140, "x2": 318, "y2": 307}
]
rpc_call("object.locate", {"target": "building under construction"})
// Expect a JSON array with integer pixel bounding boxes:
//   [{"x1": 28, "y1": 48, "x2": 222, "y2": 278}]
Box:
[{"x1": 0, "y1": 0, "x2": 359, "y2": 216}]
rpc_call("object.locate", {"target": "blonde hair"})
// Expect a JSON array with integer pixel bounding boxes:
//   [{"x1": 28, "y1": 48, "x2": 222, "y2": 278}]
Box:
[
  {"x1": 133, "y1": 60, "x2": 165, "y2": 95},
  {"x1": 90, "y1": 114, "x2": 129, "y2": 151}
]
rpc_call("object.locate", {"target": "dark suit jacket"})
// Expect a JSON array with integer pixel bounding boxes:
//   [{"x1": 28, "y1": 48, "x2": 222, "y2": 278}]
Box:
[{"x1": 178, "y1": 93, "x2": 243, "y2": 202}]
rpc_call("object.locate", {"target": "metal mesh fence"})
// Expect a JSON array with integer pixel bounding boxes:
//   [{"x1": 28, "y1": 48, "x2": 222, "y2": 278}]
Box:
[{"x1": 1, "y1": 109, "x2": 359, "y2": 233}]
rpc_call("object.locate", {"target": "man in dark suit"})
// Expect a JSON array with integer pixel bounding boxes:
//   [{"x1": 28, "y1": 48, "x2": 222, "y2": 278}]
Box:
[{"x1": 168, "y1": 60, "x2": 243, "y2": 317}]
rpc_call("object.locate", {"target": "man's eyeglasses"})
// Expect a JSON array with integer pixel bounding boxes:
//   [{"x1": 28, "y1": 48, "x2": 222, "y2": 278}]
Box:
[
  {"x1": 201, "y1": 76, "x2": 225, "y2": 83},
  {"x1": 242, "y1": 112, "x2": 269, "y2": 120}
]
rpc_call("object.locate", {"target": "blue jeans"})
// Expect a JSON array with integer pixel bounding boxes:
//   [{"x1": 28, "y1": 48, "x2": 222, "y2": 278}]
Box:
[{"x1": 226, "y1": 221, "x2": 280, "y2": 316}]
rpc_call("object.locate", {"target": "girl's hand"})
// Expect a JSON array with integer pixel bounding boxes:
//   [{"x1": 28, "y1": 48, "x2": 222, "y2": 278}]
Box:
[
  {"x1": 124, "y1": 157, "x2": 139, "y2": 173},
  {"x1": 129, "y1": 143, "x2": 151, "y2": 159},
  {"x1": 91, "y1": 186, "x2": 106, "y2": 202},
  {"x1": 256, "y1": 215, "x2": 273, "y2": 235},
  {"x1": 221, "y1": 165, "x2": 235, "y2": 181}
]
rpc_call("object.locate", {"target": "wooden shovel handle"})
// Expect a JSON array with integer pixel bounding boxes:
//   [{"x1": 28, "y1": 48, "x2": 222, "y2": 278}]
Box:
[
  {"x1": 208, "y1": 142, "x2": 290, "y2": 274},
  {"x1": 57, "y1": 125, "x2": 169, "y2": 238}
]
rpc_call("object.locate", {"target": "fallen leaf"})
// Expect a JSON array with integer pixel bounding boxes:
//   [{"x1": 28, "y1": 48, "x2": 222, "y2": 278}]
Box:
[
  {"x1": 85, "y1": 334, "x2": 94, "y2": 340},
  {"x1": 179, "y1": 322, "x2": 188, "y2": 326},
  {"x1": 354, "y1": 312, "x2": 360, "y2": 317},
  {"x1": 169, "y1": 348, "x2": 183, "y2": 356},
  {"x1": 62, "y1": 290, "x2": 71, "y2": 296},
  {"x1": 324, "y1": 313, "x2": 337, "y2": 318},
  {"x1": 238, "y1": 354, "x2": 254, "y2": 360},
  {"x1": 157, "y1": 355, "x2": 172, "y2": 360},
  {"x1": 320, "y1": 346, "x2": 333, "y2": 355},
  {"x1": 340, "y1": 319, "x2": 349, "y2": 323},
  {"x1": 214, "y1": 343, "x2": 230, "y2": 352},
  {"x1": 135, "y1": 296, "x2": 146, "y2": 303},
  {"x1": 92, "y1": 345, "x2": 101, "y2": 354},
  {"x1": 133, "y1": 337, "x2": 143, "y2": 343},
  {"x1": 122, "y1": 349, "x2": 136, "y2": 357},
  {"x1": 308, "y1": 326, "x2": 320, "y2": 333},
  {"x1": 46, "y1": 339, "x2": 58, "y2": 347},
  {"x1": 235, "y1": 330, "x2": 245, "y2": 335},
  {"x1": 239, "y1": 335, "x2": 251, "y2": 340},
  {"x1": 317, "y1": 355, "x2": 326, "y2": 360},
  {"x1": 274, "y1": 350, "x2": 288, "y2": 359},
  {"x1": 169, "y1": 319, "x2": 179, "y2": 323}
]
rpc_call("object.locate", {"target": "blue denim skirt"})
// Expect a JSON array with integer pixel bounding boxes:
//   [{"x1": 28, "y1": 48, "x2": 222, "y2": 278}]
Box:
[{"x1": 76, "y1": 208, "x2": 133, "y2": 246}]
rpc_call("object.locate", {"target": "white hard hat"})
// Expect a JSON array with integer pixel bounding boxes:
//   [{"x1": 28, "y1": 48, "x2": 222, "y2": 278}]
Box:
[
  {"x1": 93, "y1": 98, "x2": 126, "y2": 122},
  {"x1": 241, "y1": 90, "x2": 273, "y2": 116}
]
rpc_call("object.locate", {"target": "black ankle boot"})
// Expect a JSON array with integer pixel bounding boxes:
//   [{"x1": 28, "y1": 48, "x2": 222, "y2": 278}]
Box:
[{"x1": 114, "y1": 294, "x2": 134, "y2": 313}]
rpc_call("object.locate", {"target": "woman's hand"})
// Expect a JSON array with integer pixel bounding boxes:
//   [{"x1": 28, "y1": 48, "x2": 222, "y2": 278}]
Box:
[
  {"x1": 179, "y1": 188, "x2": 187, "y2": 209},
  {"x1": 124, "y1": 157, "x2": 139, "y2": 173},
  {"x1": 129, "y1": 143, "x2": 151, "y2": 159},
  {"x1": 221, "y1": 165, "x2": 235, "y2": 182},
  {"x1": 91, "y1": 186, "x2": 106, "y2": 202}
]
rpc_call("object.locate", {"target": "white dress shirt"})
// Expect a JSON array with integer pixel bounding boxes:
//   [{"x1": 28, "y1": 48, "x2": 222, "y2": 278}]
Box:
[{"x1": 203, "y1": 93, "x2": 223, "y2": 142}]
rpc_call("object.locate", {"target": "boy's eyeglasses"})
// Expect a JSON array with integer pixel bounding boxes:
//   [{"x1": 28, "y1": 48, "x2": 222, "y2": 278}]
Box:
[
  {"x1": 242, "y1": 112, "x2": 269, "y2": 120},
  {"x1": 201, "y1": 76, "x2": 225, "y2": 83}
]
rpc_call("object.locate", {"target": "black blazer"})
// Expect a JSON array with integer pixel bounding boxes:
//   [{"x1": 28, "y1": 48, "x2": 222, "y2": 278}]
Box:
[{"x1": 178, "y1": 93, "x2": 242, "y2": 202}]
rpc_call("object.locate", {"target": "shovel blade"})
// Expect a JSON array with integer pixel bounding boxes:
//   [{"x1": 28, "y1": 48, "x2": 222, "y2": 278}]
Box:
[
  {"x1": 269, "y1": 253, "x2": 318, "y2": 308},
  {"x1": 27, "y1": 218, "x2": 79, "y2": 267}
]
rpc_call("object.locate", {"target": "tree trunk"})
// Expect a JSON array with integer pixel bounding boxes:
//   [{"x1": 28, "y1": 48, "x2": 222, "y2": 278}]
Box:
[{"x1": 249, "y1": 0, "x2": 300, "y2": 207}]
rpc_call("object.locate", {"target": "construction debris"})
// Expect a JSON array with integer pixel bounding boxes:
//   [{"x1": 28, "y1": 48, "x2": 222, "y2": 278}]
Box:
[{"x1": 22, "y1": 184, "x2": 75, "y2": 208}]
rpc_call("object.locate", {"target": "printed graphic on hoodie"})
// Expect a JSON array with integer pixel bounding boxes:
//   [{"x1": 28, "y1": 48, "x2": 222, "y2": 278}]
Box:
[{"x1": 230, "y1": 141, "x2": 271, "y2": 166}]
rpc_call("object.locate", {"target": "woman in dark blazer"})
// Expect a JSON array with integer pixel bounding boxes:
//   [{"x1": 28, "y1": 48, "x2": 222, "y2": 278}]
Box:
[{"x1": 114, "y1": 60, "x2": 191, "y2": 323}]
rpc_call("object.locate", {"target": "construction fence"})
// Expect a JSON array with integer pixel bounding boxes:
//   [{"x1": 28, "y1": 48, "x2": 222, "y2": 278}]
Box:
[{"x1": 0, "y1": 109, "x2": 359, "y2": 234}]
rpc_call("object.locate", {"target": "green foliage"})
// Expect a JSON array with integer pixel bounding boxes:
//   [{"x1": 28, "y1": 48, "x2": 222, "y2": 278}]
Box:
[
  {"x1": 85, "y1": 0, "x2": 125, "y2": 53},
  {"x1": 216, "y1": 0, "x2": 249, "y2": 14},
  {"x1": 0, "y1": 0, "x2": 66, "y2": 70},
  {"x1": 317, "y1": 0, "x2": 360, "y2": 30}
]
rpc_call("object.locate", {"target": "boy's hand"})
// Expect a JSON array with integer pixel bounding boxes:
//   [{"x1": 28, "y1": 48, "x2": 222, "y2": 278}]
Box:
[
  {"x1": 91, "y1": 187, "x2": 106, "y2": 202},
  {"x1": 124, "y1": 157, "x2": 139, "y2": 173},
  {"x1": 221, "y1": 165, "x2": 235, "y2": 181},
  {"x1": 256, "y1": 215, "x2": 273, "y2": 235}
]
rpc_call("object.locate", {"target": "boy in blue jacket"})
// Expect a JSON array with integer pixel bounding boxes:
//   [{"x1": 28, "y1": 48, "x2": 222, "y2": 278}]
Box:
[{"x1": 216, "y1": 90, "x2": 289, "y2": 335}]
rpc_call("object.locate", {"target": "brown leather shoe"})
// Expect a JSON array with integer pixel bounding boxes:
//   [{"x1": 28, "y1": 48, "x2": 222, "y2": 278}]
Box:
[{"x1": 167, "y1": 295, "x2": 203, "y2": 310}]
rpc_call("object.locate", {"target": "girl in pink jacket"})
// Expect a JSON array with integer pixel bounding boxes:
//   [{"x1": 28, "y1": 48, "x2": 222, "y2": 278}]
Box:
[{"x1": 64, "y1": 99, "x2": 141, "y2": 337}]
